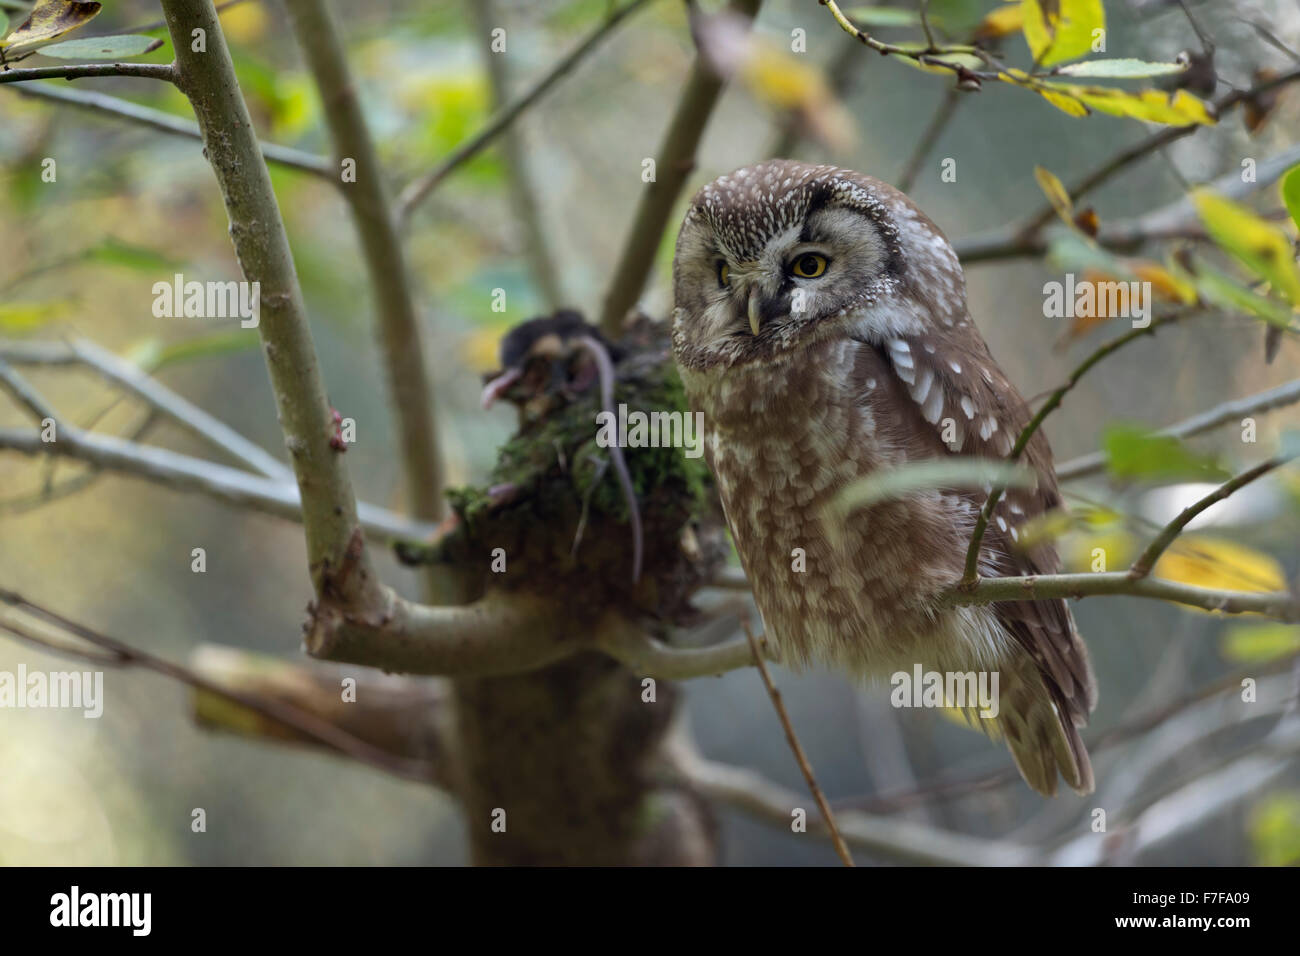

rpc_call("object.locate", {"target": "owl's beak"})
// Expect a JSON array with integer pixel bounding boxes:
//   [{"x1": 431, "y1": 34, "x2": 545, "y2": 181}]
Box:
[{"x1": 747, "y1": 288, "x2": 761, "y2": 336}]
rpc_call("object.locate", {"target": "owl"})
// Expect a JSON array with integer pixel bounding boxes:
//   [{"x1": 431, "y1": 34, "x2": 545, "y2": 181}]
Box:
[{"x1": 671, "y1": 160, "x2": 1096, "y2": 796}]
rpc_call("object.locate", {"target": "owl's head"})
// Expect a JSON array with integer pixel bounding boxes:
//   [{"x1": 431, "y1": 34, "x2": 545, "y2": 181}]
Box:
[{"x1": 671, "y1": 160, "x2": 968, "y2": 369}]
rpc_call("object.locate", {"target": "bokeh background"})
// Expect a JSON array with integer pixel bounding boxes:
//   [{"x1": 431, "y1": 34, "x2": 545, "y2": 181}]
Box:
[{"x1": 1, "y1": 0, "x2": 1298, "y2": 865}]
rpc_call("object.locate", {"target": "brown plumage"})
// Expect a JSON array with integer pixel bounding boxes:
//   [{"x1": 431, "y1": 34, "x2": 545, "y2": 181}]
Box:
[{"x1": 671, "y1": 161, "x2": 1096, "y2": 795}]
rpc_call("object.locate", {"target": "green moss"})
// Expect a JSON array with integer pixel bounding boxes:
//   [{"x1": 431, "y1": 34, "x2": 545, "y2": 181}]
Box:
[{"x1": 437, "y1": 354, "x2": 720, "y2": 616}]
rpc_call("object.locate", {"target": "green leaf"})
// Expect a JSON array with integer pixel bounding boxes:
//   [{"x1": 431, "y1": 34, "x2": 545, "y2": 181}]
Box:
[
  {"x1": 1221, "y1": 623, "x2": 1300, "y2": 663},
  {"x1": 0, "y1": 11, "x2": 9, "y2": 37},
  {"x1": 1281, "y1": 163, "x2": 1300, "y2": 232},
  {"x1": 1192, "y1": 262, "x2": 1297, "y2": 329},
  {"x1": 1102, "y1": 424, "x2": 1229, "y2": 482},
  {"x1": 1020, "y1": 0, "x2": 1104, "y2": 67},
  {"x1": 150, "y1": 330, "x2": 259, "y2": 370},
  {"x1": 34, "y1": 34, "x2": 160, "y2": 59},
  {"x1": 1249, "y1": 794, "x2": 1300, "y2": 867},
  {"x1": 0, "y1": 300, "x2": 74, "y2": 332},
  {"x1": 81, "y1": 237, "x2": 180, "y2": 273},
  {"x1": 1054, "y1": 57, "x2": 1188, "y2": 78},
  {"x1": 1193, "y1": 189, "x2": 1300, "y2": 307},
  {"x1": 825, "y1": 458, "x2": 1036, "y2": 526},
  {"x1": 0, "y1": 0, "x2": 100, "y2": 55}
]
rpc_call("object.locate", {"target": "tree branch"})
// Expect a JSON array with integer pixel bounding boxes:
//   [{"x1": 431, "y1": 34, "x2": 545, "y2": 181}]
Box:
[
  {"x1": 955, "y1": 137, "x2": 1300, "y2": 264},
  {"x1": 2, "y1": 81, "x2": 335, "y2": 180},
  {"x1": 1057, "y1": 377, "x2": 1300, "y2": 481},
  {"x1": 190, "y1": 643, "x2": 451, "y2": 788},
  {"x1": 159, "y1": 0, "x2": 381, "y2": 608},
  {"x1": 0, "y1": 589, "x2": 436, "y2": 783},
  {"x1": 946, "y1": 571, "x2": 1300, "y2": 620},
  {"x1": 1, "y1": 338, "x2": 292, "y2": 480},
  {"x1": 742, "y1": 619, "x2": 855, "y2": 866},
  {"x1": 395, "y1": 0, "x2": 657, "y2": 224},
  {"x1": 0, "y1": 423, "x2": 438, "y2": 540},
  {"x1": 667, "y1": 735, "x2": 1032, "y2": 865},
  {"x1": 962, "y1": 312, "x2": 1191, "y2": 584},
  {"x1": 597, "y1": 0, "x2": 763, "y2": 336},
  {"x1": 467, "y1": 0, "x2": 564, "y2": 309},
  {"x1": 0, "y1": 62, "x2": 177, "y2": 85},
  {"x1": 1128, "y1": 456, "x2": 1294, "y2": 578},
  {"x1": 283, "y1": 0, "x2": 447, "y2": 533},
  {"x1": 595, "y1": 618, "x2": 757, "y2": 678}
]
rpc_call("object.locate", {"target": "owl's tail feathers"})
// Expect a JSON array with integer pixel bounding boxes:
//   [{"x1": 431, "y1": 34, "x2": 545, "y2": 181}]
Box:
[{"x1": 999, "y1": 654, "x2": 1095, "y2": 797}]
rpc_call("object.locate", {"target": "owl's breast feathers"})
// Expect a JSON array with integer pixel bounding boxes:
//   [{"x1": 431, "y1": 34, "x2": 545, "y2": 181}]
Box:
[{"x1": 682, "y1": 324, "x2": 1095, "y2": 795}]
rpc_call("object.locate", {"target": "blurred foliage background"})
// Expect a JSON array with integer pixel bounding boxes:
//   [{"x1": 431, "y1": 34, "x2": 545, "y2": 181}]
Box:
[{"x1": 1, "y1": 0, "x2": 1299, "y2": 865}]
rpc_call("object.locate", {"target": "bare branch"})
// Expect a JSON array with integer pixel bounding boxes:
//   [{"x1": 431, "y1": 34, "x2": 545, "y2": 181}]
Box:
[
  {"x1": 0, "y1": 63, "x2": 177, "y2": 85},
  {"x1": 1128, "y1": 456, "x2": 1294, "y2": 578},
  {"x1": 596, "y1": 617, "x2": 757, "y2": 679},
  {"x1": 668, "y1": 736, "x2": 1032, "y2": 865},
  {"x1": 0, "y1": 589, "x2": 437, "y2": 782},
  {"x1": 1, "y1": 338, "x2": 292, "y2": 480},
  {"x1": 467, "y1": 0, "x2": 564, "y2": 308},
  {"x1": 946, "y1": 571, "x2": 1300, "y2": 621},
  {"x1": 597, "y1": 0, "x2": 764, "y2": 336},
  {"x1": 284, "y1": 0, "x2": 446, "y2": 527},
  {"x1": 1058, "y1": 377, "x2": 1300, "y2": 481},
  {"x1": 2, "y1": 81, "x2": 335, "y2": 180},
  {"x1": 897, "y1": 87, "x2": 961, "y2": 194},
  {"x1": 304, "y1": 587, "x2": 582, "y2": 677},
  {"x1": 962, "y1": 312, "x2": 1192, "y2": 584},
  {"x1": 159, "y1": 0, "x2": 381, "y2": 608},
  {"x1": 742, "y1": 619, "x2": 855, "y2": 866},
  {"x1": 0, "y1": 424, "x2": 437, "y2": 541},
  {"x1": 1049, "y1": 717, "x2": 1300, "y2": 865},
  {"x1": 190, "y1": 644, "x2": 451, "y2": 787},
  {"x1": 955, "y1": 104, "x2": 1300, "y2": 264},
  {"x1": 395, "y1": 0, "x2": 657, "y2": 223}
]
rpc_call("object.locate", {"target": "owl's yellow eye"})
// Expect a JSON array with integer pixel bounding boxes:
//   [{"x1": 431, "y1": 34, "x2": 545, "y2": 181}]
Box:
[
  {"x1": 791, "y1": 253, "x2": 828, "y2": 278},
  {"x1": 717, "y1": 261, "x2": 730, "y2": 287}
]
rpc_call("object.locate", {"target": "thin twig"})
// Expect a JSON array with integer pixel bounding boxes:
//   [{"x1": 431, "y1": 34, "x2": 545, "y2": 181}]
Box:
[
  {"x1": 1012, "y1": 66, "x2": 1300, "y2": 239},
  {"x1": 396, "y1": 0, "x2": 657, "y2": 223},
  {"x1": 741, "y1": 618, "x2": 855, "y2": 866},
  {"x1": 1128, "y1": 456, "x2": 1294, "y2": 578},
  {"x1": 2, "y1": 81, "x2": 335, "y2": 180},
  {"x1": 896, "y1": 86, "x2": 960, "y2": 194},
  {"x1": 284, "y1": 0, "x2": 447, "y2": 532},
  {"x1": 0, "y1": 424, "x2": 439, "y2": 541},
  {"x1": 961, "y1": 312, "x2": 1191, "y2": 584},
  {"x1": 1057, "y1": 377, "x2": 1300, "y2": 481},
  {"x1": 0, "y1": 589, "x2": 438, "y2": 782},
  {"x1": 598, "y1": 0, "x2": 764, "y2": 335}
]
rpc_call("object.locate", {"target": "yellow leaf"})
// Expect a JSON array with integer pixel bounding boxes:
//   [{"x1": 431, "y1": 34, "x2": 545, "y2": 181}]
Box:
[
  {"x1": 1085, "y1": 86, "x2": 1214, "y2": 125},
  {"x1": 0, "y1": 0, "x2": 100, "y2": 56},
  {"x1": 740, "y1": 40, "x2": 855, "y2": 151},
  {"x1": 219, "y1": 3, "x2": 268, "y2": 43},
  {"x1": 1130, "y1": 261, "x2": 1198, "y2": 304},
  {"x1": 460, "y1": 326, "x2": 510, "y2": 373},
  {"x1": 1192, "y1": 190, "x2": 1300, "y2": 308},
  {"x1": 1033, "y1": 165, "x2": 1075, "y2": 227},
  {"x1": 1154, "y1": 535, "x2": 1286, "y2": 595},
  {"x1": 1220, "y1": 623, "x2": 1300, "y2": 663},
  {"x1": 1020, "y1": 0, "x2": 1104, "y2": 67},
  {"x1": 974, "y1": 3, "x2": 1025, "y2": 40},
  {"x1": 1064, "y1": 529, "x2": 1136, "y2": 572}
]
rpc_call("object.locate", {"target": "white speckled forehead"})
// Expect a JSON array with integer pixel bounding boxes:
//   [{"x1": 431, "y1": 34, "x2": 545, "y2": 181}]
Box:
[{"x1": 690, "y1": 161, "x2": 901, "y2": 262}]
